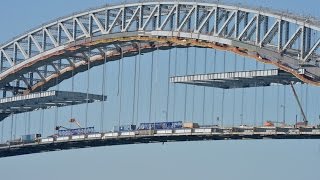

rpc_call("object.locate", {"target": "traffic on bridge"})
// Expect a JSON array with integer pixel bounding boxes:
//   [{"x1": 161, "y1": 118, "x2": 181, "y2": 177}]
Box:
[{"x1": 1, "y1": 121, "x2": 320, "y2": 158}]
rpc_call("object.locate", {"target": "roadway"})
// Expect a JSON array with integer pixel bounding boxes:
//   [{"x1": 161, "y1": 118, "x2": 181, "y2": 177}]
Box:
[{"x1": 1, "y1": 127, "x2": 320, "y2": 158}]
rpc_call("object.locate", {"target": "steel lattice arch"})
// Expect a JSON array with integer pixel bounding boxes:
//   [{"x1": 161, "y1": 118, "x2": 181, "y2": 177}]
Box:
[{"x1": 1, "y1": 1, "x2": 320, "y2": 95}]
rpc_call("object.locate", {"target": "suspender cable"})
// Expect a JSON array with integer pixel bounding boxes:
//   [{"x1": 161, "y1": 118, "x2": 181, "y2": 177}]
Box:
[
  {"x1": 306, "y1": 84, "x2": 308, "y2": 121},
  {"x1": 118, "y1": 48, "x2": 124, "y2": 128},
  {"x1": 54, "y1": 65, "x2": 59, "y2": 134},
  {"x1": 117, "y1": 47, "x2": 122, "y2": 96},
  {"x1": 240, "y1": 57, "x2": 245, "y2": 125},
  {"x1": 28, "y1": 112, "x2": 31, "y2": 134},
  {"x1": 283, "y1": 85, "x2": 286, "y2": 124},
  {"x1": 212, "y1": 49, "x2": 217, "y2": 125},
  {"x1": 232, "y1": 54, "x2": 237, "y2": 127},
  {"x1": 192, "y1": 47, "x2": 197, "y2": 122},
  {"x1": 54, "y1": 102, "x2": 58, "y2": 134},
  {"x1": 148, "y1": 50, "x2": 155, "y2": 123},
  {"x1": 261, "y1": 88, "x2": 265, "y2": 125},
  {"x1": 27, "y1": 79, "x2": 31, "y2": 134},
  {"x1": 202, "y1": 48, "x2": 208, "y2": 125},
  {"x1": 254, "y1": 61, "x2": 258, "y2": 126},
  {"x1": 132, "y1": 52, "x2": 138, "y2": 125},
  {"x1": 24, "y1": 112, "x2": 27, "y2": 135},
  {"x1": 173, "y1": 48, "x2": 178, "y2": 121},
  {"x1": 261, "y1": 64, "x2": 266, "y2": 125},
  {"x1": 101, "y1": 53, "x2": 107, "y2": 132},
  {"x1": 0, "y1": 122, "x2": 3, "y2": 143},
  {"x1": 276, "y1": 85, "x2": 280, "y2": 123},
  {"x1": 166, "y1": 48, "x2": 172, "y2": 122},
  {"x1": 10, "y1": 114, "x2": 14, "y2": 141},
  {"x1": 154, "y1": 45, "x2": 159, "y2": 121},
  {"x1": 11, "y1": 82, "x2": 19, "y2": 137},
  {"x1": 183, "y1": 48, "x2": 189, "y2": 122},
  {"x1": 135, "y1": 44, "x2": 141, "y2": 125},
  {"x1": 38, "y1": 104, "x2": 42, "y2": 134},
  {"x1": 221, "y1": 51, "x2": 226, "y2": 128},
  {"x1": 300, "y1": 83, "x2": 303, "y2": 121},
  {"x1": 85, "y1": 53, "x2": 91, "y2": 130},
  {"x1": 37, "y1": 78, "x2": 44, "y2": 135},
  {"x1": 70, "y1": 60, "x2": 75, "y2": 128},
  {"x1": 222, "y1": 90, "x2": 225, "y2": 127},
  {"x1": 14, "y1": 114, "x2": 17, "y2": 139},
  {"x1": 38, "y1": 84, "x2": 43, "y2": 134},
  {"x1": 40, "y1": 106, "x2": 44, "y2": 135}
]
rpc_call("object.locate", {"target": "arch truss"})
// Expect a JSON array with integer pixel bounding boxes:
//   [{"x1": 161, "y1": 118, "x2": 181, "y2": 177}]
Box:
[{"x1": 1, "y1": 1, "x2": 320, "y2": 96}]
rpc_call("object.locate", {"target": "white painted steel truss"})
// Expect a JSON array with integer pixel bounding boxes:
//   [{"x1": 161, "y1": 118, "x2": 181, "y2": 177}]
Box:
[{"x1": 1, "y1": 1, "x2": 320, "y2": 96}]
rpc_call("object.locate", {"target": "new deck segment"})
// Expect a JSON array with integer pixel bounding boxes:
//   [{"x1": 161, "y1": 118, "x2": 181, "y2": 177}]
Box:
[
  {"x1": 0, "y1": 91, "x2": 107, "y2": 121},
  {"x1": 170, "y1": 69, "x2": 303, "y2": 89}
]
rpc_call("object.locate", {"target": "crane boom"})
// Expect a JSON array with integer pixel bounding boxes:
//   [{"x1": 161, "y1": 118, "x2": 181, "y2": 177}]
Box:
[
  {"x1": 55, "y1": 118, "x2": 82, "y2": 131},
  {"x1": 69, "y1": 118, "x2": 82, "y2": 128},
  {"x1": 289, "y1": 82, "x2": 308, "y2": 124}
]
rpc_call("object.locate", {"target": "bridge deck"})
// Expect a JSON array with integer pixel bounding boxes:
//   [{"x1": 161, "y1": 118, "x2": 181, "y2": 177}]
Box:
[
  {"x1": 170, "y1": 69, "x2": 302, "y2": 89},
  {"x1": 1, "y1": 127, "x2": 319, "y2": 158},
  {"x1": 0, "y1": 91, "x2": 107, "y2": 121}
]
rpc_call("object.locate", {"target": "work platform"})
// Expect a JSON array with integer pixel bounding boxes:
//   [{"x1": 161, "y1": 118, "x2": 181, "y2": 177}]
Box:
[
  {"x1": 0, "y1": 91, "x2": 107, "y2": 121},
  {"x1": 170, "y1": 69, "x2": 302, "y2": 89}
]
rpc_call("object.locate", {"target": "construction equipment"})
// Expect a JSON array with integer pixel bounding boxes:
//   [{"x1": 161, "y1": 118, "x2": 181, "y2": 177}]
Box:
[
  {"x1": 56, "y1": 118, "x2": 82, "y2": 130},
  {"x1": 69, "y1": 118, "x2": 82, "y2": 128},
  {"x1": 55, "y1": 119, "x2": 94, "y2": 136},
  {"x1": 264, "y1": 121, "x2": 286, "y2": 127},
  {"x1": 289, "y1": 82, "x2": 308, "y2": 126}
]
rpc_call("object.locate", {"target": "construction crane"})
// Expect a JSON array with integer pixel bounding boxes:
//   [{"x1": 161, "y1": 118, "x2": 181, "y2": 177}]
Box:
[
  {"x1": 289, "y1": 82, "x2": 308, "y2": 127},
  {"x1": 69, "y1": 118, "x2": 82, "y2": 128},
  {"x1": 55, "y1": 118, "x2": 82, "y2": 130}
]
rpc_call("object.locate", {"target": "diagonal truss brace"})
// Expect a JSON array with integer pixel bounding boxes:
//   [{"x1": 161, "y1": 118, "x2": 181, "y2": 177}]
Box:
[
  {"x1": 159, "y1": 5, "x2": 177, "y2": 30},
  {"x1": 195, "y1": 8, "x2": 215, "y2": 33},
  {"x1": 177, "y1": 6, "x2": 196, "y2": 31},
  {"x1": 0, "y1": 49, "x2": 14, "y2": 66},
  {"x1": 259, "y1": 20, "x2": 279, "y2": 47},
  {"x1": 282, "y1": 27, "x2": 302, "y2": 52},
  {"x1": 217, "y1": 11, "x2": 236, "y2": 36},
  {"x1": 238, "y1": 15, "x2": 257, "y2": 40},
  {"x1": 304, "y1": 38, "x2": 320, "y2": 62},
  {"x1": 123, "y1": 6, "x2": 141, "y2": 32}
]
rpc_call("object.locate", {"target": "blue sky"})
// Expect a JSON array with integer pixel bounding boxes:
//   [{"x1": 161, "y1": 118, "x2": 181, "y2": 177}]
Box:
[{"x1": 0, "y1": 1, "x2": 320, "y2": 180}]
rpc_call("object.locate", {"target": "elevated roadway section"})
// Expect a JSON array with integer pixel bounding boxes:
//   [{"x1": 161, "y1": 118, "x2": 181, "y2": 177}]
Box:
[
  {"x1": 0, "y1": 126, "x2": 319, "y2": 158},
  {"x1": 0, "y1": 91, "x2": 107, "y2": 121},
  {"x1": 170, "y1": 69, "x2": 302, "y2": 88}
]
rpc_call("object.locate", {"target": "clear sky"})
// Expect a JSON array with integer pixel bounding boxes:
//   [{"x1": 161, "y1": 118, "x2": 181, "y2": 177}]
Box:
[{"x1": 0, "y1": 1, "x2": 320, "y2": 180}]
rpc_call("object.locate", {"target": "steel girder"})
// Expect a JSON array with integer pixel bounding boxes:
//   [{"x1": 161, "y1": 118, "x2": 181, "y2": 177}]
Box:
[{"x1": 1, "y1": 1, "x2": 320, "y2": 96}]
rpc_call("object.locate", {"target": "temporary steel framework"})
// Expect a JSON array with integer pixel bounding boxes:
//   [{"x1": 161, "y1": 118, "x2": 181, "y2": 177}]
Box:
[{"x1": 1, "y1": 1, "x2": 320, "y2": 96}]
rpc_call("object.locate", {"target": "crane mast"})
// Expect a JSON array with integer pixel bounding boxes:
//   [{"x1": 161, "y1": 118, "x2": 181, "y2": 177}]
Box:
[{"x1": 289, "y1": 82, "x2": 308, "y2": 125}]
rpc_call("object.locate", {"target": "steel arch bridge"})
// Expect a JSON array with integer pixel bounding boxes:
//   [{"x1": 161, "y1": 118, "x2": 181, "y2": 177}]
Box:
[
  {"x1": 1, "y1": 1, "x2": 320, "y2": 158},
  {"x1": 1, "y1": 1, "x2": 320, "y2": 96}
]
